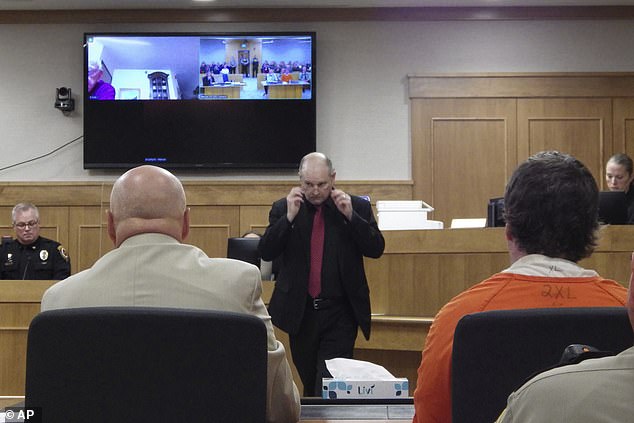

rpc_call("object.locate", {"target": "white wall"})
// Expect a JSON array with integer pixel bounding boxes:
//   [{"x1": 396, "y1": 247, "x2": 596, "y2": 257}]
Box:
[{"x1": 1, "y1": 19, "x2": 634, "y2": 181}]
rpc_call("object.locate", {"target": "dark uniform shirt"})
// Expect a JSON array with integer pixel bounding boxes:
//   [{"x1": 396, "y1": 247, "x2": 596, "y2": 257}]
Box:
[{"x1": 0, "y1": 236, "x2": 70, "y2": 280}]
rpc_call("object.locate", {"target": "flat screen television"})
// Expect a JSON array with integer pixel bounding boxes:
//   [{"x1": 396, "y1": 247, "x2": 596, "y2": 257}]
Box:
[{"x1": 83, "y1": 32, "x2": 316, "y2": 169}]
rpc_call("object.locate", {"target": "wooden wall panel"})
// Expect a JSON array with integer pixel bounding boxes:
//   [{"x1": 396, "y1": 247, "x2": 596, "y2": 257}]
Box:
[
  {"x1": 238, "y1": 205, "x2": 272, "y2": 236},
  {"x1": 0, "y1": 332, "x2": 28, "y2": 395},
  {"x1": 517, "y1": 98, "x2": 611, "y2": 183},
  {"x1": 411, "y1": 98, "x2": 517, "y2": 225},
  {"x1": 0, "y1": 280, "x2": 55, "y2": 396},
  {"x1": 432, "y1": 119, "x2": 509, "y2": 224},
  {"x1": 189, "y1": 225, "x2": 232, "y2": 259},
  {"x1": 613, "y1": 98, "x2": 634, "y2": 173},
  {"x1": 409, "y1": 74, "x2": 634, "y2": 223},
  {"x1": 76, "y1": 225, "x2": 111, "y2": 272},
  {"x1": 69, "y1": 206, "x2": 110, "y2": 273}
]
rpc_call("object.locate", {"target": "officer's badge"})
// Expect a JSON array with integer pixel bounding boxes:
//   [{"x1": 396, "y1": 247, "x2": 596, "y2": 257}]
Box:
[
  {"x1": 58, "y1": 245, "x2": 69, "y2": 262},
  {"x1": 5, "y1": 253, "x2": 13, "y2": 265},
  {"x1": 40, "y1": 250, "x2": 49, "y2": 261}
]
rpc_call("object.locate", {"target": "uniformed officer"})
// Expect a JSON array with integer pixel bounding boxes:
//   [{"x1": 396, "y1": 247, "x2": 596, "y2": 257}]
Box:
[{"x1": 1, "y1": 203, "x2": 70, "y2": 280}]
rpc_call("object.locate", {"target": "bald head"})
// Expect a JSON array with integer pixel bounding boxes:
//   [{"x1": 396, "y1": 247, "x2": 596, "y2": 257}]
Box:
[
  {"x1": 299, "y1": 152, "x2": 333, "y2": 177},
  {"x1": 108, "y1": 165, "x2": 189, "y2": 247}
]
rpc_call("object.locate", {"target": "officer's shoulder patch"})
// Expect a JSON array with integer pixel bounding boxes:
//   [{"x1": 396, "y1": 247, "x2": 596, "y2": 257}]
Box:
[{"x1": 57, "y1": 245, "x2": 70, "y2": 262}]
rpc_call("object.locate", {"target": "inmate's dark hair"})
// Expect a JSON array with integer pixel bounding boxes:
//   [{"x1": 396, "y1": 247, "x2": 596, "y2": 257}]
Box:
[{"x1": 504, "y1": 151, "x2": 599, "y2": 262}]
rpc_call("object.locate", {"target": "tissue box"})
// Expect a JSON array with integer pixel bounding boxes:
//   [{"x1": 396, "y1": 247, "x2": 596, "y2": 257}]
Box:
[{"x1": 322, "y1": 378, "x2": 409, "y2": 399}]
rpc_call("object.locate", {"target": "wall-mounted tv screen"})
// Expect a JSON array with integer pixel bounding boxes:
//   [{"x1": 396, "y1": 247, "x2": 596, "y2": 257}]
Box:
[{"x1": 83, "y1": 32, "x2": 316, "y2": 169}]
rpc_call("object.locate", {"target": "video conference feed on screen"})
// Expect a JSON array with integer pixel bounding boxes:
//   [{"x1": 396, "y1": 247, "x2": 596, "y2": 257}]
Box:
[{"x1": 85, "y1": 33, "x2": 313, "y2": 101}]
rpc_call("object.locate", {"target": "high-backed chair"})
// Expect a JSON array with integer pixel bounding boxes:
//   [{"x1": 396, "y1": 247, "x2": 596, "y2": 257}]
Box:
[
  {"x1": 25, "y1": 307, "x2": 267, "y2": 423},
  {"x1": 226, "y1": 237, "x2": 276, "y2": 280},
  {"x1": 226, "y1": 237, "x2": 261, "y2": 267},
  {"x1": 451, "y1": 307, "x2": 633, "y2": 423}
]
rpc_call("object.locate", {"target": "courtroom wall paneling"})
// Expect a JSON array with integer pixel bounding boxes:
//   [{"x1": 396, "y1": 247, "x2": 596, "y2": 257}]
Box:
[
  {"x1": 368, "y1": 252, "x2": 508, "y2": 317},
  {"x1": 0, "y1": 280, "x2": 55, "y2": 396},
  {"x1": 239, "y1": 205, "x2": 273, "y2": 237},
  {"x1": 409, "y1": 74, "x2": 634, "y2": 223},
  {"x1": 613, "y1": 98, "x2": 634, "y2": 175},
  {"x1": 68, "y1": 206, "x2": 111, "y2": 273},
  {"x1": 517, "y1": 98, "x2": 612, "y2": 183},
  {"x1": 0, "y1": 184, "x2": 106, "y2": 208},
  {"x1": 410, "y1": 98, "x2": 517, "y2": 225},
  {"x1": 187, "y1": 206, "x2": 239, "y2": 258},
  {"x1": 0, "y1": 331, "x2": 28, "y2": 395},
  {"x1": 0, "y1": 302, "x2": 41, "y2": 394},
  {"x1": 408, "y1": 74, "x2": 634, "y2": 100},
  {"x1": 364, "y1": 256, "x2": 391, "y2": 315},
  {"x1": 580, "y1": 252, "x2": 632, "y2": 288}
]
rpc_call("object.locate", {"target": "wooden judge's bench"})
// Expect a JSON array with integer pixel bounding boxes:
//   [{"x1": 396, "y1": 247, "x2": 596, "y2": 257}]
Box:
[{"x1": 1, "y1": 226, "x2": 633, "y2": 401}]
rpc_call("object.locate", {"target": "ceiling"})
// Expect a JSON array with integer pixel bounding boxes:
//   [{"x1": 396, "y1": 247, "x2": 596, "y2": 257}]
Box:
[{"x1": 2, "y1": 0, "x2": 634, "y2": 11}]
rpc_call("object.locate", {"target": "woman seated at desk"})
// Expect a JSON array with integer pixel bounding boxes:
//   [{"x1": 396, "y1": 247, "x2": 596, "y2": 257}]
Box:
[{"x1": 605, "y1": 153, "x2": 634, "y2": 224}]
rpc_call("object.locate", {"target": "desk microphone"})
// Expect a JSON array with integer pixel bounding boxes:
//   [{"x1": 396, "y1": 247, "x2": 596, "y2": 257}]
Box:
[{"x1": 22, "y1": 255, "x2": 31, "y2": 280}]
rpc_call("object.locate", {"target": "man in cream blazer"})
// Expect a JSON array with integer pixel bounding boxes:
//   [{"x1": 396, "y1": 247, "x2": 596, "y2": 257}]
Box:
[{"x1": 41, "y1": 165, "x2": 300, "y2": 423}]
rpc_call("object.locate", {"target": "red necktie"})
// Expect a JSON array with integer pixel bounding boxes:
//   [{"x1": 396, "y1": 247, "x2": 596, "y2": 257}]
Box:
[{"x1": 308, "y1": 205, "x2": 324, "y2": 298}]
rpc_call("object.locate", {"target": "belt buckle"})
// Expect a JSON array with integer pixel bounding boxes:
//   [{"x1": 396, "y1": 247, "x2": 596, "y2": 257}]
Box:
[{"x1": 313, "y1": 298, "x2": 322, "y2": 310}]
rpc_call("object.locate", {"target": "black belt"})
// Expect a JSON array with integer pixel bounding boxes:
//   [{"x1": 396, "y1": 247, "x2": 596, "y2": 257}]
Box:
[{"x1": 308, "y1": 296, "x2": 344, "y2": 311}]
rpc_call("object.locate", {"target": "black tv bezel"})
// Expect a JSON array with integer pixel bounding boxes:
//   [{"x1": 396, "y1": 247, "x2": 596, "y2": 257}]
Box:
[{"x1": 82, "y1": 31, "x2": 316, "y2": 170}]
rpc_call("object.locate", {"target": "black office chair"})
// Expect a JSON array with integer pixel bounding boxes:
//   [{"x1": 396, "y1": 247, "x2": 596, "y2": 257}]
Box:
[
  {"x1": 227, "y1": 237, "x2": 261, "y2": 267},
  {"x1": 451, "y1": 307, "x2": 633, "y2": 423},
  {"x1": 25, "y1": 307, "x2": 267, "y2": 423}
]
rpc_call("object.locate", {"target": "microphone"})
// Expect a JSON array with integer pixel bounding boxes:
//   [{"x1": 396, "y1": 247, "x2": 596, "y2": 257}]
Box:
[{"x1": 22, "y1": 255, "x2": 31, "y2": 280}]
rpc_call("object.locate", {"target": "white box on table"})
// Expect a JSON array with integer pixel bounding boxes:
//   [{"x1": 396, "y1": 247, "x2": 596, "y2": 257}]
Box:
[{"x1": 376, "y1": 200, "x2": 443, "y2": 230}]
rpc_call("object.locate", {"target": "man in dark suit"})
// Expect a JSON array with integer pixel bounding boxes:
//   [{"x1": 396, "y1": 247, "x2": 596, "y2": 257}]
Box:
[
  {"x1": 259, "y1": 152, "x2": 385, "y2": 396},
  {"x1": 201, "y1": 71, "x2": 215, "y2": 86}
]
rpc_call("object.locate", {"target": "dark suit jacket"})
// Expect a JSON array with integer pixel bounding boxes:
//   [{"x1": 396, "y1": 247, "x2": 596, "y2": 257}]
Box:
[
  {"x1": 259, "y1": 195, "x2": 384, "y2": 340},
  {"x1": 202, "y1": 75, "x2": 215, "y2": 86}
]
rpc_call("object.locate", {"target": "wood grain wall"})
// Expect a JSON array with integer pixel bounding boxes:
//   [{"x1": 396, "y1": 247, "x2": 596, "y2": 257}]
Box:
[{"x1": 409, "y1": 73, "x2": 634, "y2": 225}]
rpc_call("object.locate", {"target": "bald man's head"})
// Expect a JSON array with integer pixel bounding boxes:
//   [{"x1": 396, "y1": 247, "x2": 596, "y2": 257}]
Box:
[
  {"x1": 298, "y1": 152, "x2": 333, "y2": 177},
  {"x1": 108, "y1": 166, "x2": 189, "y2": 246}
]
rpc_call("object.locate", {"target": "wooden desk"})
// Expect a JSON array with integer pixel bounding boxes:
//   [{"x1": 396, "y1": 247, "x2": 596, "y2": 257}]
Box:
[
  {"x1": 0, "y1": 280, "x2": 56, "y2": 395},
  {"x1": 200, "y1": 83, "x2": 244, "y2": 99},
  {"x1": 0, "y1": 396, "x2": 23, "y2": 409},
  {"x1": 0, "y1": 396, "x2": 412, "y2": 422},
  {"x1": 263, "y1": 81, "x2": 309, "y2": 99},
  {"x1": 2, "y1": 226, "x2": 632, "y2": 395},
  {"x1": 300, "y1": 400, "x2": 413, "y2": 422}
]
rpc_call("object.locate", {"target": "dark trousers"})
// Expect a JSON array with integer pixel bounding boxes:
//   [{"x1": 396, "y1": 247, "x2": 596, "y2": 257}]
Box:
[{"x1": 289, "y1": 297, "x2": 358, "y2": 397}]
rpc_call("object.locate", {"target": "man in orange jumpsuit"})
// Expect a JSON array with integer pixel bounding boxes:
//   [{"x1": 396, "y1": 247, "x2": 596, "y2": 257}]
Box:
[{"x1": 412, "y1": 151, "x2": 628, "y2": 423}]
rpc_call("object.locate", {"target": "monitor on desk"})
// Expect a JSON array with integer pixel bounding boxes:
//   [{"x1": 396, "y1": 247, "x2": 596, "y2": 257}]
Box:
[
  {"x1": 486, "y1": 197, "x2": 505, "y2": 227},
  {"x1": 598, "y1": 191, "x2": 628, "y2": 225}
]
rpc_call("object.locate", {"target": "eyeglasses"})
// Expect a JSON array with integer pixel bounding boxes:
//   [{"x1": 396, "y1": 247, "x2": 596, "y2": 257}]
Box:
[
  {"x1": 300, "y1": 180, "x2": 331, "y2": 191},
  {"x1": 14, "y1": 220, "x2": 39, "y2": 229}
]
